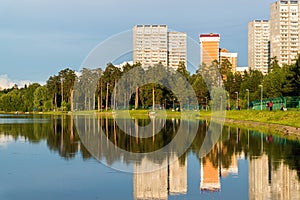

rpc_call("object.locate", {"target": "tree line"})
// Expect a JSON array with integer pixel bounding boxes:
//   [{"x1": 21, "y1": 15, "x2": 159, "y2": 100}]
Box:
[{"x1": 0, "y1": 55, "x2": 300, "y2": 112}]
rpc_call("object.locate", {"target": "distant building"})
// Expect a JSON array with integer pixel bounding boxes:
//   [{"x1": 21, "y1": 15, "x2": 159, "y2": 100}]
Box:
[
  {"x1": 248, "y1": 20, "x2": 270, "y2": 75},
  {"x1": 219, "y1": 48, "x2": 238, "y2": 73},
  {"x1": 133, "y1": 25, "x2": 186, "y2": 70},
  {"x1": 167, "y1": 31, "x2": 187, "y2": 69},
  {"x1": 270, "y1": 0, "x2": 300, "y2": 66},
  {"x1": 200, "y1": 33, "x2": 220, "y2": 66},
  {"x1": 114, "y1": 61, "x2": 133, "y2": 70},
  {"x1": 133, "y1": 25, "x2": 168, "y2": 69},
  {"x1": 236, "y1": 66, "x2": 249, "y2": 74}
]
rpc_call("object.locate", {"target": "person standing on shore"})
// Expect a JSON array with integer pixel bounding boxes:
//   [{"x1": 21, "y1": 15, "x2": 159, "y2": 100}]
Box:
[
  {"x1": 266, "y1": 102, "x2": 269, "y2": 111},
  {"x1": 269, "y1": 101, "x2": 273, "y2": 111}
]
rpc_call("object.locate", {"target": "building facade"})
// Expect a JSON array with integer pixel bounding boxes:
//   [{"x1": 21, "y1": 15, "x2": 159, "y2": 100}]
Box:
[
  {"x1": 219, "y1": 48, "x2": 238, "y2": 73},
  {"x1": 133, "y1": 25, "x2": 168, "y2": 69},
  {"x1": 270, "y1": 0, "x2": 300, "y2": 66},
  {"x1": 248, "y1": 20, "x2": 270, "y2": 74},
  {"x1": 167, "y1": 31, "x2": 187, "y2": 69},
  {"x1": 133, "y1": 25, "x2": 186, "y2": 69},
  {"x1": 200, "y1": 33, "x2": 220, "y2": 67}
]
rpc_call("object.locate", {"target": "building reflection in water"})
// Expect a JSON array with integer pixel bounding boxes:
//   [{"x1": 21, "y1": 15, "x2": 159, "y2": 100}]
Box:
[
  {"x1": 200, "y1": 145, "x2": 221, "y2": 192},
  {"x1": 133, "y1": 154, "x2": 187, "y2": 200},
  {"x1": 249, "y1": 154, "x2": 300, "y2": 200}
]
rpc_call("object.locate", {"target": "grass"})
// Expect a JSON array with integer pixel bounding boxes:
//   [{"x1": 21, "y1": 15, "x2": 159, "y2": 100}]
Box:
[
  {"x1": 97, "y1": 109, "x2": 300, "y2": 128},
  {"x1": 223, "y1": 110, "x2": 300, "y2": 128}
]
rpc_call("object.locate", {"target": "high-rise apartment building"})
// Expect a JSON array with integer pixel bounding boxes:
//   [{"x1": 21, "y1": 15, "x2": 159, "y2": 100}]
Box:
[
  {"x1": 248, "y1": 20, "x2": 270, "y2": 74},
  {"x1": 219, "y1": 48, "x2": 238, "y2": 73},
  {"x1": 167, "y1": 31, "x2": 187, "y2": 69},
  {"x1": 133, "y1": 25, "x2": 186, "y2": 69},
  {"x1": 200, "y1": 33, "x2": 220, "y2": 66},
  {"x1": 133, "y1": 25, "x2": 168, "y2": 69},
  {"x1": 270, "y1": 0, "x2": 300, "y2": 66}
]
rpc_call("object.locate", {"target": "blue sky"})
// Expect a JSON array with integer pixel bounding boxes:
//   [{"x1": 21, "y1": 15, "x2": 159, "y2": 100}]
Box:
[{"x1": 0, "y1": 0, "x2": 275, "y2": 87}]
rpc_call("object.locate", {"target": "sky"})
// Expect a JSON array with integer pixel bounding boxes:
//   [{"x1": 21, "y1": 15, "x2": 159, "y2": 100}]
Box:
[{"x1": 0, "y1": 0, "x2": 275, "y2": 88}]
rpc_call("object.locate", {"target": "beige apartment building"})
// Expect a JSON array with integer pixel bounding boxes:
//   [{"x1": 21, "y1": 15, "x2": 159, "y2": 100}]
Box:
[
  {"x1": 219, "y1": 48, "x2": 238, "y2": 73},
  {"x1": 167, "y1": 31, "x2": 187, "y2": 69},
  {"x1": 270, "y1": 0, "x2": 300, "y2": 66},
  {"x1": 200, "y1": 33, "x2": 220, "y2": 66},
  {"x1": 248, "y1": 20, "x2": 270, "y2": 75},
  {"x1": 133, "y1": 25, "x2": 186, "y2": 70}
]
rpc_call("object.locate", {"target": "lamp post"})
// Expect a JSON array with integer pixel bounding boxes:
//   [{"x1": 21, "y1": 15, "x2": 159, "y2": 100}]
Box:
[
  {"x1": 259, "y1": 84, "x2": 263, "y2": 110},
  {"x1": 246, "y1": 89, "x2": 249, "y2": 110},
  {"x1": 220, "y1": 96, "x2": 223, "y2": 111},
  {"x1": 227, "y1": 92, "x2": 230, "y2": 110},
  {"x1": 235, "y1": 92, "x2": 239, "y2": 110},
  {"x1": 173, "y1": 98, "x2": 175, "y2": 111}
]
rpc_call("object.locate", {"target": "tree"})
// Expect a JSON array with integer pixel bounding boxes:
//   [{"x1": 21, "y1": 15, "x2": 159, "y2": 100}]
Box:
[
  {"x1": 22, "y1": 83, "x2": 40, "y2": 112},
  {"x1": 287, "y1": 54, "x2": 300, "y2": 96},
  {"x1": 177, "y1": 61, "x2": 190, "y2": 81},
  {"x1": 58, "y1": 68, "x2": 76, "y2": 110},
  {"x1": 47, "y1": 75, "x2": 61, "y2": 110},
  {"x1": 34, "y1": 86, "x2": 50, "y2": 111},
  {"x1": 102, "y1": 63, "x2": 121, "y2": 110},
  {"x1": 219, "y1": 58, "x2": 232, "y2": 81},
  {"x1": 190, "y1": 71, "x2": 209, "y2": 107}
]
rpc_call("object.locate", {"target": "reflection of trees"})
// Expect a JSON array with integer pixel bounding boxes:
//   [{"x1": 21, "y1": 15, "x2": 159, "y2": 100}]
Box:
[
  {"x1": 1, "y1": 115, "x2": 300, "y2": 180},
  {"x1": 0, "y1": 115, "x2": 92, "y2": 160}
]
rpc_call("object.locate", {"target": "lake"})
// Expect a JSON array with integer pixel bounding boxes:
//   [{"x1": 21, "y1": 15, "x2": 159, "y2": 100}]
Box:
[{"x1": 0, "y1": 114, "x2": 300, "y2": 200}]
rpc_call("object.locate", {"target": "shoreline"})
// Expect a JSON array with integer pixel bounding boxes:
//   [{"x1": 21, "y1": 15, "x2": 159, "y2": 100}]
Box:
[{"x1": 1, "y1": 109, "x2": 300, "y2": 139}]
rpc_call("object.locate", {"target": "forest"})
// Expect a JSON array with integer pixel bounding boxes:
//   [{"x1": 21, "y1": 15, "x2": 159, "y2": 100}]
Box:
[{"x1": 0, "y1": 55, "x2": 299, "y2": 112}]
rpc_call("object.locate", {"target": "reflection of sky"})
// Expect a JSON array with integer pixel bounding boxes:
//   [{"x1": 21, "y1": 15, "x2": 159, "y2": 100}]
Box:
[
  {"x1": 0, "y1": 118, "x2": 49, "y2": 124},
  {"x1": 0, "y1": 136, "x2": 249, "y2": 200}
]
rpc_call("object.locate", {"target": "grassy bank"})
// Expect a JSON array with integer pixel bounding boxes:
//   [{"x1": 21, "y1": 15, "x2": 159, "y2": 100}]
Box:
[
  {"x1": 100, "y1": 109, "x2": 300, "y2": 128},
  {"x1": 221, "y1": 110, "x2": 300, "y2": 128}
]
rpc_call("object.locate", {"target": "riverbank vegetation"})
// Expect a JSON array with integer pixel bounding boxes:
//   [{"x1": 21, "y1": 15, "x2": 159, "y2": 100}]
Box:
[{"x1": 0, "y1": 56, "x2": 300, "y2": 113}]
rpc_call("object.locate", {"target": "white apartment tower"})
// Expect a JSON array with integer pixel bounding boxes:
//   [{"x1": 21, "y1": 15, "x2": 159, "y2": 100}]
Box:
[
  {"x1": 248, "y1": 20, "x2": 270, "y2": 75},
  {"x1": 133, "y1": 25, "x2": 168, "y2": 69},
  {"x1": 168, "y1": 32, "x2": 187, "y2": 69},
  {"x1": 270, "y1": 0, "x2": 300, "y2": 66},
  {"x1": 133, "y1": 25, "x2": 186, "y2": 69}
]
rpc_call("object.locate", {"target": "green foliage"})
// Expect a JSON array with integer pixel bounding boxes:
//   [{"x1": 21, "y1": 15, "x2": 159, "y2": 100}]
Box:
[
  {"x1": 1, "y1": 54, "x2": 300, "y2": 112},
  {"x1": 60, "y1": 101, "x2": 69, "y2": 111},
  {"x1": 33, "y1": 86, "x2": 50, "y2": 112}
]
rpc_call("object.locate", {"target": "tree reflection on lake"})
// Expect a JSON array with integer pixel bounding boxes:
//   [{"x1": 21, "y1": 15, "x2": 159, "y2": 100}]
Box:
[{"x1": 0, "y1": 114, "x2": 300, "y2": 199}]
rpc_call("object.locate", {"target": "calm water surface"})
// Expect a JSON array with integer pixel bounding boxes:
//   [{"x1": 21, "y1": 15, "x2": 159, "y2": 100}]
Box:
[{"x1": 0, "y1": 114, "x2": 300, "y2": 200}]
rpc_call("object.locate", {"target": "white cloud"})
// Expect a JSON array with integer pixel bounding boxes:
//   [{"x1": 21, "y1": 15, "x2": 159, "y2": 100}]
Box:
[{"x1": 0, "y1": 74, "x2": 44, "y2": 90}]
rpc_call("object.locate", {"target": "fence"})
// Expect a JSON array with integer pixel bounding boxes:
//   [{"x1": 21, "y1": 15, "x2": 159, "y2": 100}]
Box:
[{"x1": 251, "y1": 96, "x2": 300, "y2": 110}]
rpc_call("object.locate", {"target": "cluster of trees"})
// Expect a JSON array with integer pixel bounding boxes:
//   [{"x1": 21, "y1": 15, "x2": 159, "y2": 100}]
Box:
[
  {"x1": 1, "y1": 55, "x2": 300, "y2": 112},
  {"x1": 0, "y1": 68, "x2": 76, "y2": 112}
]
